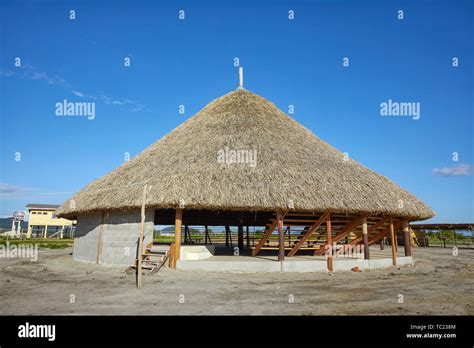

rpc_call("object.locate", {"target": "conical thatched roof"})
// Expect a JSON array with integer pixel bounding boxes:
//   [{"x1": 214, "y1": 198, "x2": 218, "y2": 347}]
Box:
[{"x1": 56, "y1": 89, "x2": 434, "y2": 220}]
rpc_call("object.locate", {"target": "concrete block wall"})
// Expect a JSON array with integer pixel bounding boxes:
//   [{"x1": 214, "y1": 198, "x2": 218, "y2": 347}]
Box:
[
  {"x1": 73, "y1": 211, "x2": 102, "y2": 263},
  {"x1": 73, "y1": 209, "x2": 154, "y2": 266}
]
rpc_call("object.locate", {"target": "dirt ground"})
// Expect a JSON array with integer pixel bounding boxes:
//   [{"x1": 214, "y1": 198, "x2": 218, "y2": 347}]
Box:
[{"x1": 0, "y1": 246, "x2": 473, "y2": 315}]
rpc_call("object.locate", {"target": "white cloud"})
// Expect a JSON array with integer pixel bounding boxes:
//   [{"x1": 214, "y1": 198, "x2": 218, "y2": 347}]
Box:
[
  {"x1": 0, "y1": 183, "x2": 72, "y2": 197},
  {"x1": 130, "y1": 104, "x2": 145, "y2": 112},
  {"x1": 432, "y1": 164, "x2": 472, "y2": 177},
  {"x1": 0, "y1": 183, "x2": 26, "y2": 195},
  {"x1": 0, "y1": 66, "x2": 148, "y2": 113},
  {"x1": 31, "y1": 71, "x2": 48, "y2": 80}
]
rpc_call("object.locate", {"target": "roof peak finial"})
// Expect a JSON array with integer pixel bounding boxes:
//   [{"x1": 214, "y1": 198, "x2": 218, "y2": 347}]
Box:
[{"x1": 238, "y1": 66, "x2": 244, "y2": 89}]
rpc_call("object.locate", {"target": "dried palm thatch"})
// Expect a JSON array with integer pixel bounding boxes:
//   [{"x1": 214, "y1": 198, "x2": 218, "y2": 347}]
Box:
[{"x1": 56, "y1": 89, "x2": 434, "y2": 220}]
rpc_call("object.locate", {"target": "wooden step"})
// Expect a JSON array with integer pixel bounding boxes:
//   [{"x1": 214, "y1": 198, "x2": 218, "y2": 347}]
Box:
[
  {"x1": 129, "y1": 244, "x2": 171, "y2": 275},
  {"x1": 142, "y1": 254, "x2": 165, "y2": 261},
  {"x1": 130, "y1": 262, "x2": 158, "y2": 269},
  {"x1": 144, "y1": 250, "x2": 167, "y2": 256}
]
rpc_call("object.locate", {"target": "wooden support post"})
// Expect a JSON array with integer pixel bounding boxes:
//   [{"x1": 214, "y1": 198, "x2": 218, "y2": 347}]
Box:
[
  {"x1": 362, "y1": 218, "x2": 370, "y2": 260},
  {"x1": 185, "y1": 225, "x2": 191, "y2": 244},
  {"x1": 207, "y1": 226, "x2": 212, "y2": 245},
  {"x1": 205, "y1": 225, "x2": 212, "y2": 245},
  {"x1": 137, "y1": 185, "x2": 147, "y2": 288},
  {"x1": 315, "y1": 214, "x2": 367, "y2": 256},
  {"x1": 169, "y1": 242, "x2": 175, "y2": 268},
  {"x1": 402, "y1": 221, "x2": 411, "y2": 256},
  {"x1": 228, "y1": 226, "x2": 233, "y2": 247},
  {"x1": 380, "y1": 238, "x2": 385, "y2": 250},
  {"x1": 394, "y1": 229, "x2": 398, "y2": 252},
  {"x1": 96, "y1": 211, "x2": 105, "y2": 264},
  {"x1": 277, "y1": 212, "x2": 285, "y2": 261},
  {"x1": 225, "y1": 225, "x2": 229, "y2": 247},
  {"x1": 326, "y1": 215, "x2": 333, "y2": 272},
  {"x1": 368, "y1": 221, "x2": 402, "y2": 247},
  {"x1": 390, "y1": 219, "x2": 397, "y2": 266},
  {"x1": 246, "y1": 226, "x2": 250, "y2": 249},
  {"x1": 333, "y1": 215, "x2": 369, "y2": 244},
  {"x1": 350, "y1": 217, "x2": 391, "y2": 246},
  {"x1": 174, "y1": 208, "x2": 183, "y2": 267},
  {"x1": 238, "y1": 224, "x2": 244, "y2": 251}
]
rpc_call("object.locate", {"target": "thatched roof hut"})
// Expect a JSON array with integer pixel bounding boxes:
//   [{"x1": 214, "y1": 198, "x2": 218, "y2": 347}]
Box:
[
  {"x1": 57, "y1": 85, "x2": 434, "y2": 267},
  {"x1": 57, "y1": 89, "x2": 433, "y2": 220}
]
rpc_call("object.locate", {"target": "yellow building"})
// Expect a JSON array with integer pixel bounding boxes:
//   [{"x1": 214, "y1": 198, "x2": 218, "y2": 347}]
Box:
[{"x1": 26, "y1": 204, "x2": 75, "y2": 239}]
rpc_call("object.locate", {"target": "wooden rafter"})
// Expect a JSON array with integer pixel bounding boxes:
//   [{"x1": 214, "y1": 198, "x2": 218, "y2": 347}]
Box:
[
  {"x1": 314, "y1": 214, "x2": 369, "y2": 256},
  {"x1": 252, "y1": 212, "x2": 287, "y2": 256},
  {"x1": 287, "y1": 212, "x2": 330, "y2": 257},
  {"x1": 350, "y1": 217, "x2": 391, "y2": 245},
  {"x1": 252, "y1": 220, "x2": 277, "y2": 256},
  {"x1": 284, "y1": 218, "x2": 324, "y2": 223},
  {"x1": 368, "y1": 220, "x2": 403, "y2": 246},
  {"x1": 333, "y1": 214, "x2": 370, "y2": 244}
]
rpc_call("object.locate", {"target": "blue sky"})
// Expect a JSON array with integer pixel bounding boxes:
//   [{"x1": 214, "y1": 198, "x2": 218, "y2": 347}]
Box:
[{"x1": 0, "y1": 0, "x2": 472, "y2": 222}]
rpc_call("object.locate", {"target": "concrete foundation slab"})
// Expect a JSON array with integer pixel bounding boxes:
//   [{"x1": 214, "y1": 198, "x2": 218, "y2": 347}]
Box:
[
  {"x1": 180, "y1": 245, "x2": 215, "y2": 260},
  {"x1": 177, "y1": 255, "x2": 414, "y2": 273}
]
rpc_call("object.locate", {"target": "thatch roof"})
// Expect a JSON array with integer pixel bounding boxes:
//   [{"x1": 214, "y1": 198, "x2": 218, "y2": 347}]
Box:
[{"x1": 56, "y1": 89, "x2": 434, "y2": 220}]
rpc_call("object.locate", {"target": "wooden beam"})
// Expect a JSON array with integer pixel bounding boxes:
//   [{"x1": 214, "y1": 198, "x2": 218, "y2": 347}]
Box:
[
  {"x1": 390, "y1": 219, "x2": 397, "y2": 266},
  {"x1": 169, "y1": 242, "x2": 175, "y2": 268},
  {"x1": 137, "y1": 185, "x2": 147, "y2": 288},
  {"x1": 283, "y1": 218, "x2": 322, "y2": 223},
  {"x1": 225, "y1": 225, "x2": 229, "y2": 246},
  {"x1": 228, "y1": 226, "x2": 233, "y2": 247},
  {"x1": 402, "y1": 220, "x2": 411, "y2": 256},
  {"x1": 284, "y1": 213, "x2": 351, "y2": 219},
  {"x1": 287, "y1": 212, "x2": 330, "y2": 257},
  {"x1": 174, "y1": 208, "x2": 183, "y2": 265},
  {"x1": 368, "y1": 228, "x2": 389, "y2": 246},
  {"x1": 326, "y1": 215, "x2": 333, "y2": 272},
  {"x1": 333, "y1": 215, "x2": 370, "y2": 244},
  {"x1": 394, "y1": 225, "x2": 399, "y2": 252},
  {"x1": 367, "y1": 220, "x2": 403, "y2": 246},
  {"x1": 184, "y1": 225, "x2": 189, "y2": 244},
  {"x1": 238, "y1": 224, "x2": 244, "y2": 251},
  {"x1": 350, "y1": 217, "x2": 391, "y2": 245},
  {"x1": 252, "y1": 219, "x2": 280, "y2": 257},
  {"x1": 277, "y1": 212, "x2": 285, "y2": 261},
  {"x1": 314, "y1": 214, "x2": 368, "y2": 256},
  {"x1": 362, "y1": 218, "x2": 369, "y2": 260},
  {"x1": 246, "y1": 226, "x2": 250, "y2": 248}
]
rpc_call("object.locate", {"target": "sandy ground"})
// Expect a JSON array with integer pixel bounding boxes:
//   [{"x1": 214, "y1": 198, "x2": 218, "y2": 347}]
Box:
[{"x1": 0, "y1": 246, "x2": 473, "y2": 315}]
